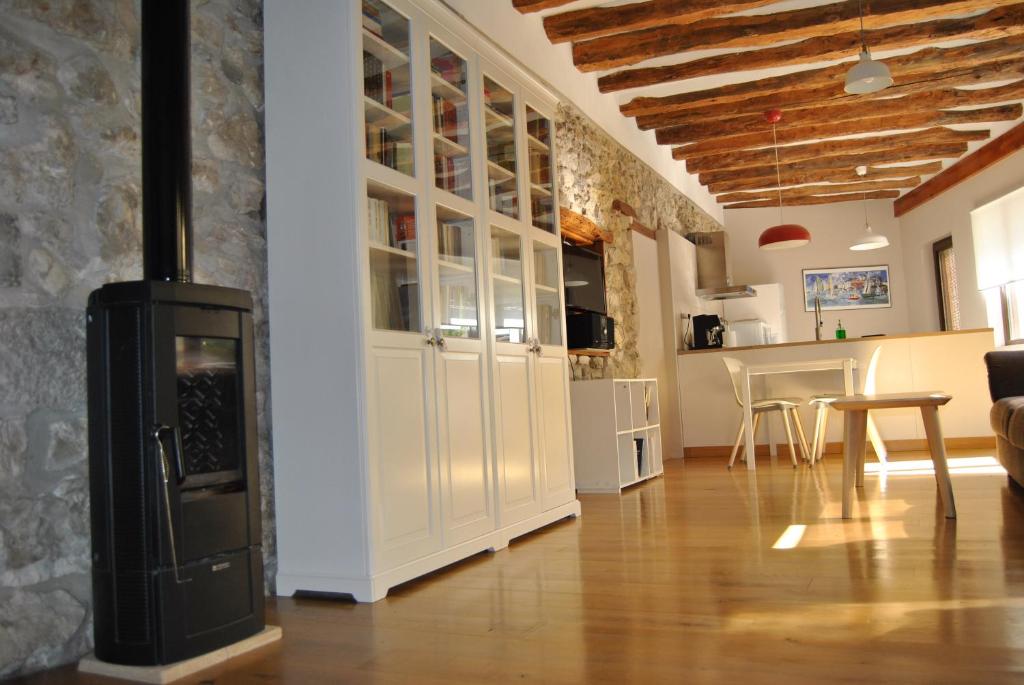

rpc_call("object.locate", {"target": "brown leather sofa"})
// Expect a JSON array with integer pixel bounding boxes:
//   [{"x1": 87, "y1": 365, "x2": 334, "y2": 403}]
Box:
[{"x1": 985, "y1": 350, "x2": 1024, "y2": 488}]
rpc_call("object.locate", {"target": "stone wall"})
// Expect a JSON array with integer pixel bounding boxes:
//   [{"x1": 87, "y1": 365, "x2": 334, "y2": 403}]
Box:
[
  {"x1": 555, "y1": 104, "x2": 721, "y2": 381},
  {"x1": 0, "y1": 1, "x2": 271, "y2": 678}
]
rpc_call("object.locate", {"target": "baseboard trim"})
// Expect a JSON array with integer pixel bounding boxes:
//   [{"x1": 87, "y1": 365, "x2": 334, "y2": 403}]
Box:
[{"x1": 683, "y1": 436, "x2": 996, "y2": 459}]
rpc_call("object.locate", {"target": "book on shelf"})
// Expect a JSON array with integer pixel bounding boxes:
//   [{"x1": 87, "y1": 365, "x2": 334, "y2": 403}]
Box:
[
  {"x1": 432, "y1": 95, "x2": 468, "y2": 144},
  {"x1": 393, "y1": 213, "x2": 416, "y2": 251},
  {"x1": 363, "y1": 52, "x2": 383, "y2": 102},
  {"x1": 430, "y1": 55, "x2": 463, "y2": 87},
  {"x1": 529, "y1": 149, "x2": 550, "y2": 185},
  {"x1": 434, "y1": 154, "x2": 471, "y2": 196},
  {"x1": 362, "y1": 3, "x2": 383, "y2": 38},
  {"x1": 489, "y1": 182, "x2": 518, "y2": 216},
  {"x1": 526, "y1": 115, "x2": 549, "y2": 143},
  {"x1": 366, "y1": 122, "x2": 413, "y2": 175},
  {"x1": 367, "y1": 197, "x2": 391, "y2": 246},
  {"x1": 437, "y1": 220, "x2": 466, "y2": 261}
]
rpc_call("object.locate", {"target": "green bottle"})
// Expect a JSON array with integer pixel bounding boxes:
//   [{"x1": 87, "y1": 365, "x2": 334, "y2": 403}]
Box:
[{"x1": 836, "y1": 319, "x2": 847, "y2": 339}]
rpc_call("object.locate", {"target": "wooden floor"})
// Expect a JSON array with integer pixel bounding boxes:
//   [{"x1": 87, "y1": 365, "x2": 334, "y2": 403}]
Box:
[{"x1": 19, "y1": 450, "x2": 1024, "y2": 684}]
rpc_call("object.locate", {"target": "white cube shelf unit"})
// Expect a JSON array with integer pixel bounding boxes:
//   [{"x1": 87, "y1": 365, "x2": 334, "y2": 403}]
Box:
[{"x1": 570, "y1": 379, "x2": 663, "y2": 493}]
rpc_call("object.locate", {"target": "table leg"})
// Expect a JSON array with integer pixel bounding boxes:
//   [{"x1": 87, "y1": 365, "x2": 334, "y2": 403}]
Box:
[
  {"x1": 842, "y1": 410, "x2": 868, "y2": 519},
  {"x1": 791, "y1": 407, "x2": 811, "y2": 463},
  {"x1": 855, "y1": 417, "x2": 868, "y2": 488},
  {"x1": 742, "y1": 369, "x2": 755, "y2": 470},
  {"x1": 866, "y1": 415, "x2": 888, "y2": 464},
  {"x1": 842, "y1": 359, "x2": 855, "y2": 396},
  {"x1": 920, "y1": 405, "x2": 957, "y2": 519}
]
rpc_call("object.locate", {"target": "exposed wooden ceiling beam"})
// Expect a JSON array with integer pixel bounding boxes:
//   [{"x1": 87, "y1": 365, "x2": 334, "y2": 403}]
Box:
[
  {"x1": 716, "y1": 177, "x2": 922, "y2": 204},
  {"x1": 706, "y1": 162, "x2": 944, "y2": 194},
  {"x1": 634, "y1": 61, "x2": 1024, "y2": 129},
  {"x1": 894, "y1": 120, "x2": 1024, "y2": 216},
  {"x1": 698, "y1": 144, "x2": 968, "y2": 186},
  {"x1": 724, "y1": 190, "x2": 902, "y2": 210},
  {"x1": 610, "y1": 34, "x2": 1019, "y2": 100},
  {"x1": 512, "y1": 0, "x2": 575, "y2": 14},
  {"x1": 666, "y1": 104, "x2": 1022, "y2": 155},
  {"x1": 542, "y1": 0, "x2": 779, "y2": 44},
  {"x1": 648, "y1": 76, "x2": 1024, "y2": 138},
  {"x1": 680, "y1": 128, "x2": 990, "y2": 172},
  {"x1": 626, "y1": 7, "x2": 1024, "y2": 87},
  {"x1": 573, "y1": 0, "x2": 1019, "y2": 73}
]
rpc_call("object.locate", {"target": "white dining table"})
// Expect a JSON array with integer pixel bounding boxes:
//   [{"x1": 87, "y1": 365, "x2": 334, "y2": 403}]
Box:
[{"x1": 740, "y1": 357, "x2": 857, "y2": 469}]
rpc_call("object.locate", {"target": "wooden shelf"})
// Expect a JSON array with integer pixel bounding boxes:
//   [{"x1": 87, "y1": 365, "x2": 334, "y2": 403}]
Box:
[
  {"x1": 487, "y1": 160, "x2": 515, "y2": 182},
  {"x1": 616, "y1": 424, "x2": 660, "y2": 436},
  {"x1": 568, "y1": 348, "x2": 611, "y2": 357},
  {"x1": 534, "y1": 283, "x2": 558, "y2": 294},
  {"x1": 492, "y1": 272, "x2": 522, "y2": 286},
  {"x1": 369, "y1": 242, "x2": 417, "y2": 260},
  {"x1": 364, "y1": 96, "x2": 412, "y2": 131},
  {"x1": 438, "y1": 258, "x2": 474, "y2": 274},
  {"x1": 434, "y1": 132, "x2": 468, "y2": 156},
  {"x1": 530, "y1": 182, "x2": 552, "y2": 198},
  {"x1": 430, "y1": 72, "x2": 467, "y2": 104},
  {"x1": 527, "y1": 133, "x2": 549, "y2": 151},
  {"x1": 484, "y1": 104, "x2": 513, "y2": 129},
  {"x1": 362, "y1": 28, "x2": 409, "y2": 71}
]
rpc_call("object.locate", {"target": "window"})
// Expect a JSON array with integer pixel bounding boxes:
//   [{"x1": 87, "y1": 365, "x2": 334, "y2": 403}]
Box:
[
  {"x1": 970, "y1": 185, "x2": 1024, "y2": 346},
  {"x1": 932, "y1": 236, "x2": 961, "y2": 331},
  {"x1": 1002, "y1": 281, "x2": 1024, "y2": 345}
]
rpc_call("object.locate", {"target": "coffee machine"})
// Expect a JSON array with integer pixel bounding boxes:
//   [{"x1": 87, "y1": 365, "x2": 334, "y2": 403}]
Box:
[{"x1": 692, "y1": 314, "x2": 724, "y2": 349}]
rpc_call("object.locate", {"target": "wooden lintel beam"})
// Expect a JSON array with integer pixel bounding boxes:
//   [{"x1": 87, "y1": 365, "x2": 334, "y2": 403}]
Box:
[
  {"x1": 611, "y1": 199, "x2": 637, "y2": 218},
  {"x1": 894, "y1": 121, "x2": 1024, "y2": 217},
  {"x1": 680, "y1": 128, "x2": 990, "y2": 173},
  {"x1": 574, "y1": 0, "x2": 1023, "y2": 72},
  {"x1": 513, "y1": 0, "x2": 575, "y2": 14},
  {"x1": 560, "y1": 207, "x2": 614, "y2": 245},
  {"x1": 542, "y1": 0, "x2": 777, "y2": 44},
  {"x1": 706, "y1": 162, "x2": 943, "y2": 195},
  {"x1": 697, "y1": 143, "x2": 968, "y2": 186},
  {"x1": 724, "y1": 190, "x2": 901, "y2": 210},
  {"x1": 716, "y1": 177, "x2": 921, "y2": 204},
  {"x1": 662, "y1": 80, "x2": 1024, "y2": 147},
  {"x1": 668, "y1": 105, "x2": 1021, "y2": 157},
  {"x1": 617, "y1": 35, "x2": 1024, "y2": 112}
]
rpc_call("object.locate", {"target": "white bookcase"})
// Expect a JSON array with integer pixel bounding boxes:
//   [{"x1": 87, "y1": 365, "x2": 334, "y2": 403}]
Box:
[
  {"x1": 570, "y1": 379, "x2": 663, "y2": 492},
  {"x1": 264, "y1": 0, "x2": 579, "y2": 602}
]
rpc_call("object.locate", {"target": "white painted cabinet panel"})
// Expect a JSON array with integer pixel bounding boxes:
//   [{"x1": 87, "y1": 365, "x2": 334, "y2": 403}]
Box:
[
  {"x1": 436, "y1": 350, "x2": 495, "y2": 545},
  {"x1": 493, "y1": 353, "x2": 541, "y2": 524},
  {"x1": 536, "y1": 355, "x2": 574, "y2": 509}
]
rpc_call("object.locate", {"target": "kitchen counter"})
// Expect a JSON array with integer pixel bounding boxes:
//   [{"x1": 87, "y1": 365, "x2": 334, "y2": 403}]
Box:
[
  {"x1": 678, "y1": 328, "x2": 994, "y2": 355},
  {"x1": 676, "y1": 328, "x2": 996, "y2": 455}
]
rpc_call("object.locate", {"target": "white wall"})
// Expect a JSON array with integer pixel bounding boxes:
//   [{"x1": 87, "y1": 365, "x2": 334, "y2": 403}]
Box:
[
  {"x1": 724, "y1": 201, "x2": 910, "y2": 341},
  {"x1": 439, "y1": 0, "x2": 722, "y2": 223},
  {"x1": 898, "y1": 148, "x2": 1024, "y2": 334}
]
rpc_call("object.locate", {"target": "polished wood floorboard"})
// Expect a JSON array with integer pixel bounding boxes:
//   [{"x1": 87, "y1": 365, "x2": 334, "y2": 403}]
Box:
[{"x1": 18, "y1": 450, "x2": 1024, "y2": 684}]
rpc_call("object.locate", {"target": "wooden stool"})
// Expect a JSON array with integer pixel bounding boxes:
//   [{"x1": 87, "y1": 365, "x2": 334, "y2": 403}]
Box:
[{"x1": 830, "y1": 392, "x2": 955, "y2": 520}]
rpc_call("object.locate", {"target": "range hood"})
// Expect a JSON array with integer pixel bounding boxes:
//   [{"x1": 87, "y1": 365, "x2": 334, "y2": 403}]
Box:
[{"x1": 685, "y1": 231, "x2": 757, "y2": 300}]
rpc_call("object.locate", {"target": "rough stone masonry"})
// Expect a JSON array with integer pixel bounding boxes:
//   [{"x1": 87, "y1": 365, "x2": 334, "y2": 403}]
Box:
[
  {"x1": 0, "y1": 1, "x2": 273, "y2": 677},
  {"x1": 554, "y1": 104, "x2": 722, "y2": 381}
]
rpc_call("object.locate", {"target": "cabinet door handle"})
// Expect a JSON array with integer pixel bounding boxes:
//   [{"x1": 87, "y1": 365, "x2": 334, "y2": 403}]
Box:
[
  {"x1": 425, "y1": 334, "x2": 436, "y2": 347},
  {"x1": 433, "y1": 328, "x2": 447, "y2": 350}
]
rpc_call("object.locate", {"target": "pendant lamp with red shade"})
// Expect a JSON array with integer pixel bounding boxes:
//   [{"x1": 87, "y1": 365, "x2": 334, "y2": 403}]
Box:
[{"x1": 757, "y1": 109, "x2": 811, "y2": 250}]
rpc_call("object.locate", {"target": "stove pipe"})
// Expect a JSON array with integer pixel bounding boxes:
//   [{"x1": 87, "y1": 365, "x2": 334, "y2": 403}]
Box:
[{"x1": 141, "y1": 0, "x2": 193, "y2": 283}]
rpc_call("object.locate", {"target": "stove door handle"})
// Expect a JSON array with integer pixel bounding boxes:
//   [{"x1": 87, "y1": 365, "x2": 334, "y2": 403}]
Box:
[
  {"x1": 169, "y1": 425, "x2": 186, "y2": 485},
  {"x1": 153, "y1": 425, "x2": 191, "y2": 585}
]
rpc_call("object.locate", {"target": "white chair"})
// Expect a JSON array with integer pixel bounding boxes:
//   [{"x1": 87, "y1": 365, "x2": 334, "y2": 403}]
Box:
[
  {"x1": 723, "y1": 357, "x2": 809, "y2": 469},
  {"x1": 808, "y1": 345, "x2": 888, "y2": 465}
]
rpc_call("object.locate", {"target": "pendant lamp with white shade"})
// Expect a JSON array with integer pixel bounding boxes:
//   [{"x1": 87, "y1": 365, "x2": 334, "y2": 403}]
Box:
[
  {"x1": 758, "y1": 109, "x2": 811, "y2": 251},
  {"x1": 845, "y1": 0, "x2": 893, "y2": 95},
  {"x1": 850, "y1": 192, "x2": 890, "y2": 251}
]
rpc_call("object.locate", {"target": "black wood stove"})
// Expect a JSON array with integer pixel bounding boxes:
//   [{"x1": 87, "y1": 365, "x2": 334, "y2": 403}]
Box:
[{"x1": 86, "y1": 0, "x2": 264, "y2": 665}]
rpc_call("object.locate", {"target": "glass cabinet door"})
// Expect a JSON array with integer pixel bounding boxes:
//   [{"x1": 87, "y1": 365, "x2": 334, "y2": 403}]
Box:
[
  {"x1": 429, "y1": 38, "x2": 472, "y2": 200},
  {"x1": 490, "y1": 226, "x2": 525, "y2": 343},
  {"x1": 532, "y1": 243, "x2": 562, "y2": 346},
  {"x1": 483, "y1": 77, "x2": 518, "y2": 219},
  {"x1": 525, "y1": 106, "x2": 554, "y2": 233},
  {"x1": 367, "y1": 181, "x2": 420, "y2": 332},
  {"x1": 435, "y1": 206, "x2": 479, "y2": 338},
  {"x1": 362, "y1": 0, "x2": 414, "y2": 176}
]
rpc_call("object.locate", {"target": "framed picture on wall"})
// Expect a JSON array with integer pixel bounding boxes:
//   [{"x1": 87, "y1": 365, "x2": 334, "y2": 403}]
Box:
[{"x1": 803, "y1": 265, "x2": 891, "y2": 311}]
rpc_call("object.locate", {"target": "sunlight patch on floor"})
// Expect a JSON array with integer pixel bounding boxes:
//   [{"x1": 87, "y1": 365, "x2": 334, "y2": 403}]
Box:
[
  {"x1": 771, "y1": 524, "x2": 807, "y2": 549},
  {"x1": 865, "y1": 456, "x2": 1005, "y2": 478}
]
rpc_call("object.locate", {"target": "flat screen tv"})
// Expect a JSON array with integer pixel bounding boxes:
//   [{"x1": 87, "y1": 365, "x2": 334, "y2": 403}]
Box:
[{"x1": 562, "y1": 242, "x2": 606, "y2": 314}]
